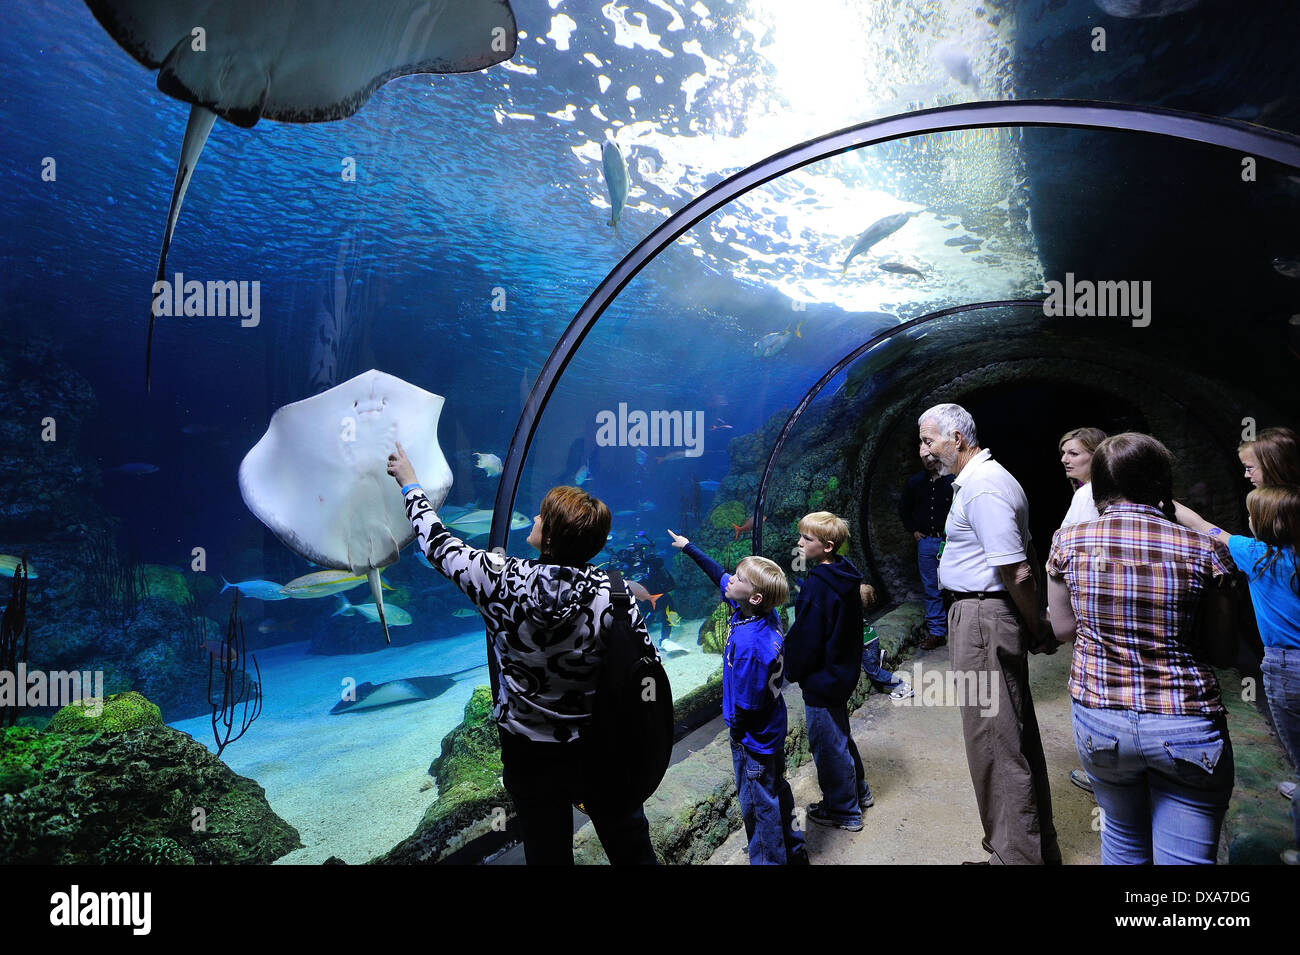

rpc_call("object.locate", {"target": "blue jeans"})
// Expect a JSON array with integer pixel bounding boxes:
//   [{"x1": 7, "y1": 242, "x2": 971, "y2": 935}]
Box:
[
  {"x1": 804, "y1": 704, "x2": 870, "y2": 823},
  {"x1": 862, "y1": 638, "x2": 905, "y2": 692},
  {"x1": 1262, "y1": 646, "x2": 1300, "y2": 848},
  {"x1": 1072, "y1": 701, "x2": 1234, "y2": 865},
  {"x1": 918, "y1": 536, "x2": 946, "y2": 636},
  {"x1": 729, "y1": 738, "x2": 806, "y2": 864}
]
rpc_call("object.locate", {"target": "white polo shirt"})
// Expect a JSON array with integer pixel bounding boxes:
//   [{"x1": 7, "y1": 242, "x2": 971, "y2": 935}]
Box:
[{"x1": 937, "y1": 448, "x2": 1031, "y2": 592}]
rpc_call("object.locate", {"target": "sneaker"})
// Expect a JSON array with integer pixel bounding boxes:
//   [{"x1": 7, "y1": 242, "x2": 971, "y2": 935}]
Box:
[
  {"x1": 807, "y1": 802, "x2": 863, "y2": 831},
  {"x1": 1069, "y1": 769, "x2": 1094, "y2": 794},
  {"x1": 1283, "y1": 849, "x2": 1299, "y2": 866},
  {"x1": 1279, "y1": 780, "x2": 1297, "y2": 801},
  {"x1": 859, "y1": 793, "x2": 875, "y2": 810},
  {"x1": 919, "y1": 632, "x2": 947, "y2": 651},
  {"x1": 890, "y1": 681, "x2": 915, "y2": 701}
]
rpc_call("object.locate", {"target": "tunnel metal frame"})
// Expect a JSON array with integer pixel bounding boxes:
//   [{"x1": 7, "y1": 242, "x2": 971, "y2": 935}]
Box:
[
  {"x1": 486, "y1": 99, "x2": 1300, "y2": 695},
  {"x1": 750, "y1": 299, "x2": 1045, "y2": 553}
]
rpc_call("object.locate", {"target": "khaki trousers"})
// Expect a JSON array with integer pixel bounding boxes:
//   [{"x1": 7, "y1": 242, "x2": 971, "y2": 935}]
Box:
[{"x1": 948, "y1": 597, "x2": 1061, "y2": 865}]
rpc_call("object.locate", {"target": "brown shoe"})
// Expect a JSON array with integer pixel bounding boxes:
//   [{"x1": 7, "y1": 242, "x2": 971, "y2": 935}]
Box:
[{"x1": 919, "y1": 632, "x2": 947, "y2": 650}]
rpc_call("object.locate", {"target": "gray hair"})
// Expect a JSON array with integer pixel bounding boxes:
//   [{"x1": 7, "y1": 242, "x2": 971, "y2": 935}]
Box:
[{"x1": 919, "y1": 403, "x2": 978, "y2": 447}]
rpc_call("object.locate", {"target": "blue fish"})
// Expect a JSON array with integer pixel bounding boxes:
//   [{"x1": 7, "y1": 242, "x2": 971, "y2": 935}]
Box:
[
  {"x1": 575, "y1": 464, "x2": 592, "y2": 485},
  {"x1": 697, "y1": 480, "x2": 720, "y2": 492},
  {"x1": 220, "y1": 576, "x2": 291, "y2": 601}
]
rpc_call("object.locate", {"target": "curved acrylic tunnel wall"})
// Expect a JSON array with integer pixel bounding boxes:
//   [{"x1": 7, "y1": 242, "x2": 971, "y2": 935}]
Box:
[{"x1": 499, "y1": 106, "x2": 1300, "y2": 678}]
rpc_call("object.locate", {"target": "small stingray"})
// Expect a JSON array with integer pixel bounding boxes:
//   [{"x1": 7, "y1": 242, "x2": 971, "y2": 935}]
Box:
[
  {"x1": 330, "y1": 665, "x2": 487, "y2": 714},
  {"x1": 239, "y1": 370, "x2": 453, "y2": 644},
  {"x1": 84, "y1": 0, "x2": 518, "y2": 391}
]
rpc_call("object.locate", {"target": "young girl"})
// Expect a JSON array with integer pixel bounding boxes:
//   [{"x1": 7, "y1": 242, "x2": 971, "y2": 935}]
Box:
[
  {"x1": 1178, "y1": 484, "x2": 1300, "y2": 865},
  {"x1": 1229, "y1": 486, "x2": 1300, "y2": 865}
]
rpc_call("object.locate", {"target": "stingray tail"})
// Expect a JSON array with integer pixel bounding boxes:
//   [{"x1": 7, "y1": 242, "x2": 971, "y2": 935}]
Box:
[
  {"x1": 369, "y1": 568, "x2": 391, "y2": 645},
  {"x1": 148, "y1": 105, "x2": 217, "y2": 393}
]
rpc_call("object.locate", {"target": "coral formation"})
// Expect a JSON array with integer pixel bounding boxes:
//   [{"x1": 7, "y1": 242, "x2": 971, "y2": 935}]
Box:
[
  {"x1": 696, "y1": 602, "x2": 731, "y2": 654},
  {"x1": 0, "y1": 718, "x2": 302, "y2": 864},
  {"x1": 97, "y1": 831, "x2": 195, "y2": 865},
  {"x1": 48, "y1": 690, "x2": 162, "y2": 734},
  {"x1": 708, "y1": 500, "x2": 745, "y2": 531}
]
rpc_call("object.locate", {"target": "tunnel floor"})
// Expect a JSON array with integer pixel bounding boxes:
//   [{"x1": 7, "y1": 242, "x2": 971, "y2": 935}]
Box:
[{"x1": 705, "y1": 628, "x2": 1294, "y2": 866}]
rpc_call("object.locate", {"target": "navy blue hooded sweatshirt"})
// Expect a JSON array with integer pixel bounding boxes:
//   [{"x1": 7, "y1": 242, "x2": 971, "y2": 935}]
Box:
[{"x1": 783, "y1": 556, "x2": 864, "y2": 708}]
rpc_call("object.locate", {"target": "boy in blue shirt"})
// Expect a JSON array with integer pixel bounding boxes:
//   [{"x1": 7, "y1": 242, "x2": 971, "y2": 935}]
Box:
[
  {"x1": 784, "y1": 511, "x2": 871, "y2": 831},
  {"x1": 668, "y1": 528, "x2": 806, "y2": 865}
]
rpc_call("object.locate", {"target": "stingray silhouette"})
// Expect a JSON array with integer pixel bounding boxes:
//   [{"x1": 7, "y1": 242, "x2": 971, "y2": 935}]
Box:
[{"x1": 83, "y1": 0, "x2": 518, "y2": 391}]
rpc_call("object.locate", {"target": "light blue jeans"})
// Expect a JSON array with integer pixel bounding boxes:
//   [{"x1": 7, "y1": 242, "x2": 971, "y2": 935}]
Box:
[
  {"x1": 1072, "y1": 701, "x2": 1233, "y2": 864},
  {"x1": 1262, "y1": 646, "x2": 1300, "y2": 848}
]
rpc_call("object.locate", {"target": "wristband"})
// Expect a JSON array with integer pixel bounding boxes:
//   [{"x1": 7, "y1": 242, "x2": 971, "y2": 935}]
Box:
[{"x1": 401, "y1": 483, "x2": 422, "y2": 495}]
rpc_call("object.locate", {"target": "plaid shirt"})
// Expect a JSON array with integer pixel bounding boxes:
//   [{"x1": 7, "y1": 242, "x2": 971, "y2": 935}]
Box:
[{"x1": 1046, "y1": 502, "x2": 1233, "y2": 716}]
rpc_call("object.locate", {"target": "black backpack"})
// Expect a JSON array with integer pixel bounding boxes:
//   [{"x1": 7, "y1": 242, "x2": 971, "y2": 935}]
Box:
[{"x1": 581, "y1": 568, "x2": 674, "y2": 808}]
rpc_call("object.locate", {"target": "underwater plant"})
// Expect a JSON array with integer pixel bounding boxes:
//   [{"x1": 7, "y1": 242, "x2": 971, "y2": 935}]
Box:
[
  {"x1": 85, "y1": 529, "x2": 149, "y2": 631},
  {"x1": 208, "y1": 592, "x2": 262, "y2": 759},
  {"x1": 1, "y1": 555, "x2": 31, "y2": 728}
]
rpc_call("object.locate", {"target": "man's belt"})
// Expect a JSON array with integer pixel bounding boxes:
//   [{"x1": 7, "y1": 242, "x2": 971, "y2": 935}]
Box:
[{"x1": 942, "y1": 589, "x2": 1013, "y2": 604}]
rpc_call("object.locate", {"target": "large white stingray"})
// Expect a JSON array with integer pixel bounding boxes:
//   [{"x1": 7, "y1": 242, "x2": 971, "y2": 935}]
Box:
[
  {"x1": 83, "y1": 0, "x2": 518, "y2": 391},
  {"x1": 239, "y1": 369, "x2": 453, "y2": 644}
]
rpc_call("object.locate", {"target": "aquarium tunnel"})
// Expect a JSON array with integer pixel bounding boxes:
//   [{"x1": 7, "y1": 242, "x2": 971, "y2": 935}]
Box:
[{"x1": 3, "y1": 0, "x2": 1300, "y2": 869}]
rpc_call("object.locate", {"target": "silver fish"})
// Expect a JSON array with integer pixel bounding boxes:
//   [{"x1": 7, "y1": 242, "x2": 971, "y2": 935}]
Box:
[
  {"x1": 842, "y1": 211, "x2": 918, "y2": 273},
  {"x1": 602, "y1": 139, "x2": 629, "y2": 236},
  {"x1": 879, "y1": 262, "x2": 925, "y2": 278},
  {"x1": 754, "y1": 322, "x2": 803, "y2": 358}
]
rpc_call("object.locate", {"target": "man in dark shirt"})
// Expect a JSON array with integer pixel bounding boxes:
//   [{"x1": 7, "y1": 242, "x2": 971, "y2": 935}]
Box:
[{"x1": 900, "y1": 448, "x2": 955, "y2": 649}]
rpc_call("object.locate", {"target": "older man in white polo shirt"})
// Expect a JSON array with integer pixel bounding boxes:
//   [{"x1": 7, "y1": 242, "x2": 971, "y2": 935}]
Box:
[{"x1": 918, "y1": 402, "x2": 1060, "y2": 865}]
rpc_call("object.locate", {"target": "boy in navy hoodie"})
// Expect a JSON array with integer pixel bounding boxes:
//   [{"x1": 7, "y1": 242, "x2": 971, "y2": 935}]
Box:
[
  {"x1": 668, "y1": 528, "x2": 807, "y2": 865},
  {"x1": 784, "y1": 511, "x2": 871, "y2": 831}
]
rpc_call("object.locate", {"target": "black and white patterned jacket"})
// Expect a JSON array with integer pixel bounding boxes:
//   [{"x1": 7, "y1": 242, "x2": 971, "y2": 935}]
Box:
[{"x1": 404, "y1": 487, "x2": 655, "y2": 743}]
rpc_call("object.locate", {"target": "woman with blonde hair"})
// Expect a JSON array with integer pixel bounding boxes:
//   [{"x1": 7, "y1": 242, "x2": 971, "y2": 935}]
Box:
[{"x1": 1058, "y1": 427, "x2": 1108, "y2": 528}]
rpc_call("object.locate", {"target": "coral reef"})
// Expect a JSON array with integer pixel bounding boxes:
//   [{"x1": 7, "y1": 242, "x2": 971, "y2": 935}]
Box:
[
  {"x1": 97, "y1": 832, "x2": 194, "y2": 865},
  {"x1": 47, "y1": 690, "x2": 163, "y2": 734},
  {"x1": 708, "y1": 501, "x2": 745, "y2": 531},
  {"x1": 374, "y1": 686, "x2": 509, "y2": 864},
  {"x1": 140, "y1": 564, "x2": 191, "y2": 605},
  {"x1": 0, "y1": 718, "x2": 302, "y2": 864},
  {"x1": 696, "y1": 602, "x2": 730, "y2": 654}
]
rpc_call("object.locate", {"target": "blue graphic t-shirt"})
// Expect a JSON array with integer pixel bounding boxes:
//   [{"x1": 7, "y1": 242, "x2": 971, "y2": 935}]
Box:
[
  {"x1": 683, "y1": 543, "x2": 787, "y2": 755},
  {"x1": 1228, "y1": 535, "x2": 1300, "y2": 650}
]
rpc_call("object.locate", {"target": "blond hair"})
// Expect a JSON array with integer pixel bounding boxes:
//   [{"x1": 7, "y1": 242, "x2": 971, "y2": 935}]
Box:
[
  {"x1": 799, "y1": 511, "x2": 849, "y2": 552},
  {"x1": 735, "y1": 555, "x2": 790, "y2": 614}
]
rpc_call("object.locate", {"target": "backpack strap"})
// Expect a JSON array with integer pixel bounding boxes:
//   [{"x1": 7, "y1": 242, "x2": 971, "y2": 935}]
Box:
[{"x1": 604, "y1": 567, "x2": 633, "y2": 609}]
